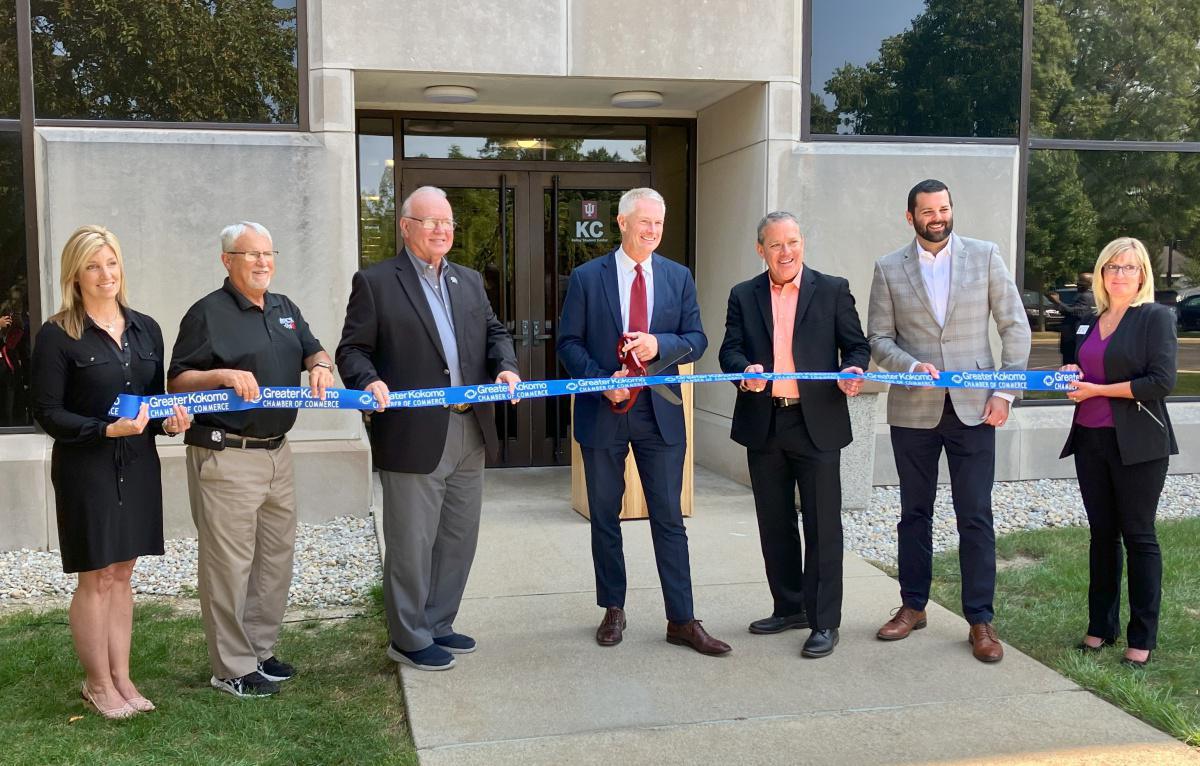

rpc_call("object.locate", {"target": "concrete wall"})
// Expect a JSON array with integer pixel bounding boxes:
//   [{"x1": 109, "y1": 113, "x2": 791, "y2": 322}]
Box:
[
  {"x1": 8, "y1": 67, "x2": 375, "y2": 552},
  {"x1": 319, "y1": 0, "x2": 799, "y2": 80}
]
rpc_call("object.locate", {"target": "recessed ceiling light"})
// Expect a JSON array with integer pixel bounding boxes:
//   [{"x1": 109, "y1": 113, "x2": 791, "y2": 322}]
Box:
[
  {"x1": 423, "y1": 85, "x2": 478, "y2": 104},
  {"x1": 611, "y1": 90, "x2": 663, "y2": 109}
]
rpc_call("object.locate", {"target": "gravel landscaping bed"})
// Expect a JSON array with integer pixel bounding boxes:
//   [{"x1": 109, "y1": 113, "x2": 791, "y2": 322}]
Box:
[
  {"x1": 0, "y1": 515, "x2": 380, "y2": 608},
  {"x1": 848, "y1": 474, "x2": 1200, "y2": 566},
  {"x1": 4, "y1": 475, "x2": 1199, "y2": 605}
]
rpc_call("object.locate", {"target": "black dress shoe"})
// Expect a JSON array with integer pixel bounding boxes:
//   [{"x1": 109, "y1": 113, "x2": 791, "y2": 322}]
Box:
[
  {"x1": 1076, "y1": 637, "x2": 1116, "y2": 653},
  {"x1": 1120, "y1": 651, "x2": 1152, "y2": 669},
  {"x1": 748, "y1": 612, "x2": 809, "y2": 634},
  {"x1": 801, "y1": 628, "x2": 839, "y2": 658}
]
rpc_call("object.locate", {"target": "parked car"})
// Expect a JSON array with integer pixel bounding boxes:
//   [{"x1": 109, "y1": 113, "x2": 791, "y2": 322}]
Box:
[
  {"x1": 1154, "y1": 290, "x2": 1179, "y2": 323},
  {"x1": 1023, "y1": 289, "x2": 1062, "y2": 329},
  {"x1": 1178, "y1": 294, "x2": 1200, "y2": 331}
]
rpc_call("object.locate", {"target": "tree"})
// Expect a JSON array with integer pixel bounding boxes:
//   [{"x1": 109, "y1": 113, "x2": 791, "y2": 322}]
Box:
[
  {"x1": 821, "y1": 0, "x2": 1022, "y2": 137},
  {"x1": 29, "y1": 0, "x2": 299, "y2": 123}
]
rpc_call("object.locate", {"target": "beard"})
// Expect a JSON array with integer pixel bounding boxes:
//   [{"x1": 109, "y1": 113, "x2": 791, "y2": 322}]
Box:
[{"x1": 915, "y1": 216, "x2": 953, "y2": 243}]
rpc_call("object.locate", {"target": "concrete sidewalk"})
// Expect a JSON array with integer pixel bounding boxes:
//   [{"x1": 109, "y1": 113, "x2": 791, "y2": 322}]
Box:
[{"x1": 385, "y1": 467, "x2": 1198, "y2": 765}]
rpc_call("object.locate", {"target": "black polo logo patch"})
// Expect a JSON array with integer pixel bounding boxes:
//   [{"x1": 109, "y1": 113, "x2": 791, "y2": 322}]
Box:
[{"x1": 279, "y1": 317, "x2": 296, "y2": 330}]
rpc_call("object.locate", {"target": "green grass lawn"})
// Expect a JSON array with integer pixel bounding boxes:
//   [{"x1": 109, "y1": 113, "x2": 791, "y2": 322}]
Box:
[
  {"x1": 0, "y1": 588, "x2": 416, "y2": 766},
  {"x1": 928, "y1": 517, "x2": 1200, "y2": 747},
  {"x1": 1025, "y1": 371, "x2": 1200, "y2": 400}
]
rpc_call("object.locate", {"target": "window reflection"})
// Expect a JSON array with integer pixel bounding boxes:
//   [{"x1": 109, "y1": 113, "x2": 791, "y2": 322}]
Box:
[
  {"x1": 1024, "y1": 149, "x2": 1200, "y2": 397},
  {"x1": 810, "y1": 0, "x2": 1021, "y2": 137},
  {"x1": 404, "y1": 120, "x2": 647, "y2": 162},
  {"x1": 31, "y1": 0, "x2": 299, "y2": 123},
  {"x1": 1, "y1": 1, "x2": 17, "y2": 118},
  {"x1": 358, "y1": 118, "x2": 395, "y2": 267},
  {"x1": 1032, "y1": 0, "x2": 1200, "y2": 142},
  {"x1": 0, "y1": 130, "x2": 30, "y2": 428}
]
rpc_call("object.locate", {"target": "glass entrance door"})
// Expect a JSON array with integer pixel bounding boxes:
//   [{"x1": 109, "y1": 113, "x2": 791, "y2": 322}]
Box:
[{"x1": 400, "y1": 169, "x2": 647, "y2": 467}]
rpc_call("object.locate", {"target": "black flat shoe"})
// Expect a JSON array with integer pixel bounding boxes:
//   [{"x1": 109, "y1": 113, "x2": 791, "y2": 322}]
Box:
[
  {"x1": 801, "y1": 628, "x2": 839, "y2": 658},
  {"x1": 1120, "y1": 651, "x2": 1152, "y2": 669},
  {"x1": 748, "y1": 612, "x2": 809, "y2": 634},
  {"x1": 1076, "y1": 637, "x2": 1116, "y2": 653}
]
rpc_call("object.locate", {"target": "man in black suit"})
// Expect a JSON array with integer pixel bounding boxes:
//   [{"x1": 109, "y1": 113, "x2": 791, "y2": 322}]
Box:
[
  {"x1": 337, "y1": 186, "x2": 519, "y2": 672},
  {"x1": 718, "y1": 211, "x2": 870, "y2": 658}
]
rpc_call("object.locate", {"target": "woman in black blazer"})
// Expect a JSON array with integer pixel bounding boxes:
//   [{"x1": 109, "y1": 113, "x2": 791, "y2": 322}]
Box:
[{"x1": 1059, "y1": 237, "x2": 1177, "y2": 668}]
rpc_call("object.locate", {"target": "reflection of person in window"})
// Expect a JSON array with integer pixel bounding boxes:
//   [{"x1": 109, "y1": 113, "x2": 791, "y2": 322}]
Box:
[
  {"x1": 0, "y1": 284, "x2": 30, "y2": 426},
  {"x1": 1047, "y1": 272, "x2": 1095, "y2": 364}
]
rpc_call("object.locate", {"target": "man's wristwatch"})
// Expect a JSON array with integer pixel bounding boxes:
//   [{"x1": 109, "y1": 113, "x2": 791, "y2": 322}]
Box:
[{"x1": 310, "y1": 361, "x2": 333, "y2": 372}]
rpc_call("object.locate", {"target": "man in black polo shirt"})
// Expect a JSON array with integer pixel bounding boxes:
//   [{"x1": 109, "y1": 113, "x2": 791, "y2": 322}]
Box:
[{"x1": 169, "y1": 221, "x2": 334, "y2": 697}]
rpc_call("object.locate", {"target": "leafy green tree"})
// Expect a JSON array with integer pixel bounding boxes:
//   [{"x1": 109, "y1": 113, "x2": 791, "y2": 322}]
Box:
[
  {"x1": 0, "y1": 1, "x2": 18, "y2": 117},
  {"x1": 1031, "y1": 0, "x2": 1200, "y2": 142},
  {"x1": 820, "y1": 0, "x2": 1021, "y2": 137},
  {"x1": 1024, "y1": 150, "x2": 1097, "y2": 294},
  {"x1": 30, "y1": 0, "x2": 298, "y2": 122}
]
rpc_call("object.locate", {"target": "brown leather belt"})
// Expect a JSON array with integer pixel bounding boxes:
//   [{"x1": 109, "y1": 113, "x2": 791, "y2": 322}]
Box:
[
  {"x1": 448, "y1": 403, "x2": 473, "y2": 414},
  {"x1": 772, "y1": 397, "x2": 801, "y2": 408}
]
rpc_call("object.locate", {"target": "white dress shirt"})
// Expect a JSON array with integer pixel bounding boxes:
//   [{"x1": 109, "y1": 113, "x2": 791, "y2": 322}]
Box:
[
  {"x1": 615, "y1": 246, "x2": 654, "y2": 333},
  {"x1": 917, "y1": 238, "x2": 953, "y2": 327}
]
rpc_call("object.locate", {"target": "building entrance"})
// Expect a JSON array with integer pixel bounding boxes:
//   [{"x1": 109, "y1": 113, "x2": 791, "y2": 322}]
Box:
[
  {"x1": 356, "y1": 114, "x2": 693, "y2": 468},
  {"x1": 400, "y1": 169, "x2": 647, "y2": 467}
]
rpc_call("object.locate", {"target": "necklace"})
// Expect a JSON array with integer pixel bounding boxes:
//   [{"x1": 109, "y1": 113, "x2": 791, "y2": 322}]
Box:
[{"x1": 89, "y1": 312, "x2": 121, "y2": 332}]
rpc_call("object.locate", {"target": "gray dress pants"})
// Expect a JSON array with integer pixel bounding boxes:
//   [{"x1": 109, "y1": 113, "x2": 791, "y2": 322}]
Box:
[{"x1": 379, "y1": 412, "x2": 485, "y2": 651}]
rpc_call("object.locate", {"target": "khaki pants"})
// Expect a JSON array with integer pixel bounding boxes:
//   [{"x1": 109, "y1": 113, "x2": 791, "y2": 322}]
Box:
[{"x1": 186, "y1": 442, "x2": 297, "y2": 679}]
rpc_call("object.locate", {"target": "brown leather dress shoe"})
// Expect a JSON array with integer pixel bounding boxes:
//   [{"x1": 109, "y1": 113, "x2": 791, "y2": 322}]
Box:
[
  {"x1": 596, "y1": 607, "x2": 626, "y2": 647},
  {"x1": 666, "y1": 620, "x2": 731, "y2": 656},
  {"x1": 876, "y1": 605, "x2": 927, "y2": 641},
  {"x1": 968, "y1": 622, "x2": 1004, "y2": 663}
]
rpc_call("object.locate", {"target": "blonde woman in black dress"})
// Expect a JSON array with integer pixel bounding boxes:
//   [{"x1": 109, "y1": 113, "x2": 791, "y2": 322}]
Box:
[{"x1": 32, "y1": 226, "x2": 189, "y2": 719}]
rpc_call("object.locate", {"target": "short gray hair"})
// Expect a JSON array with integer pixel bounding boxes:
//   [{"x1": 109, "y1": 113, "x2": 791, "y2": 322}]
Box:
[
  {"x1": 756, "y1": 211, "x2": 801, "y2": 244},
  {"x1": 618, "y1": 187, "x2": 666, "y2": 217},
  {"x1": 400, "y1": 185, "x2": 449, "y2": 218},
  {"x1": 221, "y1": 221, "x2": 272, "y2": 252}
]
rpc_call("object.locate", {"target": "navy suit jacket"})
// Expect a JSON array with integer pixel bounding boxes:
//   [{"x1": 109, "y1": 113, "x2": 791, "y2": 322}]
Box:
[{"x1": 557, "y1": 250, "x2": 707, "y2": 448}]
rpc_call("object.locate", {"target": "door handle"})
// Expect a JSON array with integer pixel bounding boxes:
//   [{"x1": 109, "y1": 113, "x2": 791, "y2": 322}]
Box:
[
  {"x1": 531, "y1": 319, "x2": 553, "y2": 346},
  {"x1": 518, "y1": 319, "x2": 531, "y2": 347}
]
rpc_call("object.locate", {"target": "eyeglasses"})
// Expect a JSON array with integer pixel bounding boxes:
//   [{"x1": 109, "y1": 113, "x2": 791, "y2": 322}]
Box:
[
  {"x1": 225, "y1": 250, "x2": 279, "y2": 261},
  {"x1": 403, "y1": 216, "x2": 457, "y2": 231},
  {"x1": 1102, "y1": 263, "x2": 1141, "y2": 275}
]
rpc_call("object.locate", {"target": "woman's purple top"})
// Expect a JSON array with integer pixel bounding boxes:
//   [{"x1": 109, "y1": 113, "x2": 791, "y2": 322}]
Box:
[{"x1": 1075, "y1": 327, "x2": 1115, "y2": 428}]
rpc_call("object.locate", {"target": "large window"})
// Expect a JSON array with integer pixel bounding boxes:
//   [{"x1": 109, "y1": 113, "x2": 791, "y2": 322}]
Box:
[
  {"x1": 403, "y1": 120, "x2": 647, "y2": 163},
  {"x1": 30, "y1": 0, "x2": 300, "y2": 124},
  {"x1": 358, "y1": 117, "x2": 396, "y2": 267},
  {"x1": 1, "y1": 1, "x2": 17, "y2": 117},
  {"x1": 1032, "y1": 0, "x2": 1200, "y2": 142},
  {"x1": 808, "y1": 0, "x2": 1022, "y2": 138},
  {"x1": 1023, "y1": 151, "x2": 1200, "y2": 396},
  {"x1": 0, "y1": 129, "x2": 30, "y2": 429}
]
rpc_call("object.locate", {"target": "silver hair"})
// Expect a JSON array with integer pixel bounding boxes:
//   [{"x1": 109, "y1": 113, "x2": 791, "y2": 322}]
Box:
[
  {"x1": 220, "y1": 221, "x2": 272, "y2": 252},
  {"x1": 756, "y1": 211, "x2": 801, "y2": 244},
  {"x1": 399, "y1": 185, "x2": 449, "y2": 218},
  {"x1": 617, "y1": 187, "x2": 666, "y2": 217}
]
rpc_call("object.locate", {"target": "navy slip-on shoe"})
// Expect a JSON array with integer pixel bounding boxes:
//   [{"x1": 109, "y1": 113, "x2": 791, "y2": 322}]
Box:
[
  {"x1": 387, "y1": 642, "x2": 456, "y2": 671},
  {"x1": 433, "y1": 632, "x2": 477, "y2": 654}
]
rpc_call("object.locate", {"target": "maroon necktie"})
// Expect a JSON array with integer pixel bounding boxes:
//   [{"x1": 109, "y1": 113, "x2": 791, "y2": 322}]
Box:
[{"x1": 629, "y1": 264, "x2": 648, "y2": 334}]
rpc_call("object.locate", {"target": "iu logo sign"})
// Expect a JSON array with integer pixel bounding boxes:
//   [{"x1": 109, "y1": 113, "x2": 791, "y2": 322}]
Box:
[{"x1": 582, "y1": 200, "x2": 598, "y2": 220}]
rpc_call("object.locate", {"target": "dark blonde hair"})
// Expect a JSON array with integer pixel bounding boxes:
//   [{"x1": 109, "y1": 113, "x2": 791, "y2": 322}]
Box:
[{"x1": 50, "y1": 225, "x2": 129, "y2": 340}]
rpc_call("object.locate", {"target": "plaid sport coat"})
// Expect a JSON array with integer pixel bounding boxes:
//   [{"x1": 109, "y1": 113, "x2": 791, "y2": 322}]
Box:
[{"x1": 867, "y1": 233, "x2": 1031, "y2": 429}]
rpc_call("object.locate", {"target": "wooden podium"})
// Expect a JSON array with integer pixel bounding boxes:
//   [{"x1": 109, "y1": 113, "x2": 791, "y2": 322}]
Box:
[{"x1": 570, "y1": 363, "x2": 694, "y2": 520}]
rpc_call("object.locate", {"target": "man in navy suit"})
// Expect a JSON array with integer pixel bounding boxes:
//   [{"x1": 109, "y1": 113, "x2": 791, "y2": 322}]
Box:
[{"x1": 558, "y1": 187, "x2": 730, "y2": 656}]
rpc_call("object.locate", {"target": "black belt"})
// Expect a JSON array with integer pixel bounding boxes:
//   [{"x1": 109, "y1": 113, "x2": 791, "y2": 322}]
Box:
[
  {"x1": 226, "y1": 433, "x2": 286, "y2": 450},
  {"x1": 447, "y1": 403, "x2": 473, "y2": 414},
  {"x1": 772, "y1": 397, "x2": 801, "y2": 408}
]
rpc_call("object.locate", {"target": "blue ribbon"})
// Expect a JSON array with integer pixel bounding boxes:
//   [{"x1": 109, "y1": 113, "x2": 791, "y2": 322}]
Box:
[{"x1": 110, "y1": 370, "x2": 1079, "y2": 419}]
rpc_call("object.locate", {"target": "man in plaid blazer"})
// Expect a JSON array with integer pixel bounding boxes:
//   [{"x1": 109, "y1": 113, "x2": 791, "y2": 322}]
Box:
[{"x1": 867, "y1": 179, "x2": 1030, "y2": 663}]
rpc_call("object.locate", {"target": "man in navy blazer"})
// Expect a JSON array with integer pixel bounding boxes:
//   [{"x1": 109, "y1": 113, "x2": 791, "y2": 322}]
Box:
[{"x1": 557, "y1": 187, "x2": 730, "y2": 656}]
